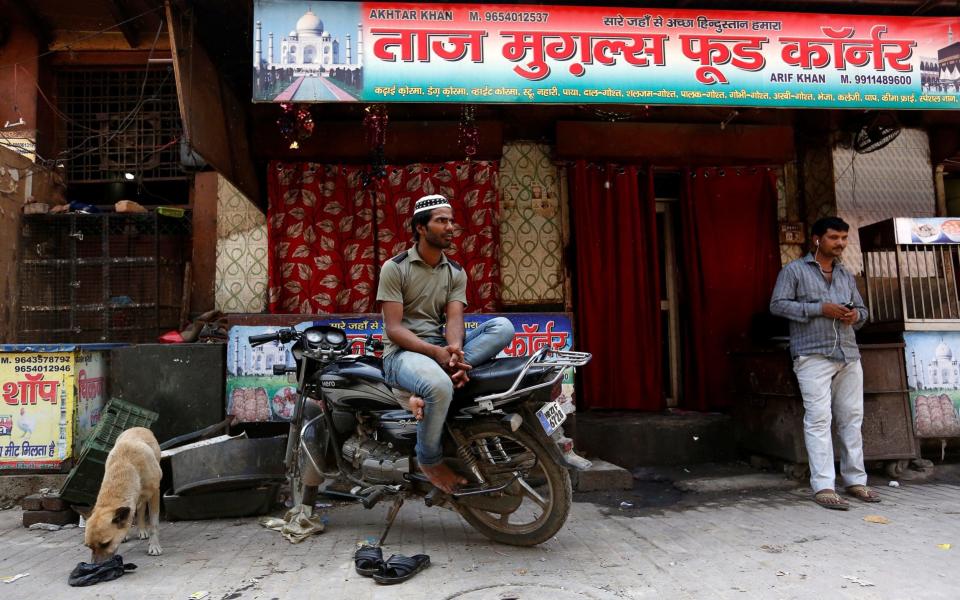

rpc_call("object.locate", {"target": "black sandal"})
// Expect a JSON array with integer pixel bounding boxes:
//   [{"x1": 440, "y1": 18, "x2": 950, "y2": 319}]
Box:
[
  {"x1": 372, "y1": 554, "x2": 431, "y2": 585},
  {"x1": 354, "y1": 545, "x2": 383, "y2": 577}
]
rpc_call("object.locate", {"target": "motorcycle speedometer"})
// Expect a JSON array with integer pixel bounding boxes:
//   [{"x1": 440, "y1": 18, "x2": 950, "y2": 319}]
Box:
[
  {"x1": 325, "y1": 329, "x2": 346, "y2": 345},
  {"x1": 304, "y1": 328, "x2": 324, "y2": 344}
]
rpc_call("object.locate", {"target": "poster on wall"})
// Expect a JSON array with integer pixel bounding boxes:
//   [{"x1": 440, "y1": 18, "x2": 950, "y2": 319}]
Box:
[
  {"x1": 227, "y1": 313, "x2": 576, "y2": 422},
  {"x1": 904, "y1": 332, "x2": 960, "y2": 438},
  {"x1": 74, "y1": 351, "x2": 106, "y2": 455},
  {"x1": 0, "y1": 352, "x2": 75, "y2": 469},
  {"x1": 252, "y1": 0, "x2": 960, "y2": 109}
]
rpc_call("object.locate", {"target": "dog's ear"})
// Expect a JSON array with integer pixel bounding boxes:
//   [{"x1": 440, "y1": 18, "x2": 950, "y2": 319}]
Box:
[{"x1": 111, "y1": 506, "x2": 131, "y2": 526}]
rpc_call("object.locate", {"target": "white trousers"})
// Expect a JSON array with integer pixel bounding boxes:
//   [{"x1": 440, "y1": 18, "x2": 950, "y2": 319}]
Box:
[{"x1": 793, "y1": 355, "x2": 868, "y2": 493}]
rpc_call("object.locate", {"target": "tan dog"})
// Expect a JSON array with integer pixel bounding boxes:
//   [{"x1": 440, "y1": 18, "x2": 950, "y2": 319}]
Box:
[{"x1": 82, "y1": 427, "x2": 162, "y2": 563}]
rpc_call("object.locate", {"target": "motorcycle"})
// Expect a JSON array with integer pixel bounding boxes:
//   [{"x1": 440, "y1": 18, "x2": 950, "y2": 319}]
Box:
[{"x1": 248, "y1": 325, "x2": 591, "y2": 546}]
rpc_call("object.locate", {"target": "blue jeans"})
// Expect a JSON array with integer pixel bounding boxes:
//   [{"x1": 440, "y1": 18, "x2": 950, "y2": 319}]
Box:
[{"x1": 383, "y1": 317, "x2": 515, "y2": 466}]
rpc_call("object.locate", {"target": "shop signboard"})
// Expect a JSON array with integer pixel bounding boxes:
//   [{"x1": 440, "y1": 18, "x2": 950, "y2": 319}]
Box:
[
  {"x1": 227, "y1": 313, "x2": 576, "y2": 422},
  {"x1": 904, "y1": 331, "x2": 960, "y2": 438},
  {"x1": 253, "y1": 1, "x2": 960, "y2": 109},
  {"x1": 893, "y1": 217, "x2": 960, "y2": 244},
  {"x1": 0, "y1": 352, "x2": 74, "y2": 469}
]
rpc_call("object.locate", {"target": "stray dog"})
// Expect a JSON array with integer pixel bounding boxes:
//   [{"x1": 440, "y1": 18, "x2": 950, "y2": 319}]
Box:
[{"x1": 82, "y1": 427, "x2": 163, "y2": 563}]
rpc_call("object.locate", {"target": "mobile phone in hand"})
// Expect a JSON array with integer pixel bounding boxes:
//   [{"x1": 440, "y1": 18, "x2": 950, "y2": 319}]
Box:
[{"x1": 843, "y1": 301, "x2": 855, "y2": 309}]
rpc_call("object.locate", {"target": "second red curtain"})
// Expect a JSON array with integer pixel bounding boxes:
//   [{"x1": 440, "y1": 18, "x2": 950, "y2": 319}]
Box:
[
  {"x1": 679, "y1": 167, "x2": 780, "y2": 411},
  {"x1": 569, "y1": 162, "x2": 662, "y2": 411}
]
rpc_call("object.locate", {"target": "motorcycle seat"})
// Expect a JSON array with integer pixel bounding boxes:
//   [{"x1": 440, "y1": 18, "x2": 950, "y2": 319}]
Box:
[{"x1": 454, "y1": 357, "x2": 551, "y2": 401}]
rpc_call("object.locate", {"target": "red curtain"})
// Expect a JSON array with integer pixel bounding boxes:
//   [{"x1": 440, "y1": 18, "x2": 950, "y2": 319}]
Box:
[
  {"x1": 268, "y1": 161, "x2": 501, "y2": 314},
  {"x1": 679, "y1": 167, "x2": 780, "y2": 411},
  {"x1": 569, "y1": 162, "x2": 662, "y2": 410}
]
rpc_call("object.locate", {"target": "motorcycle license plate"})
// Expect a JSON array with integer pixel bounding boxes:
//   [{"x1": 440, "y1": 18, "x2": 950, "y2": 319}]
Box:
[{"x1": 536, "y1": 401, "x2": 566, "y2": 436}]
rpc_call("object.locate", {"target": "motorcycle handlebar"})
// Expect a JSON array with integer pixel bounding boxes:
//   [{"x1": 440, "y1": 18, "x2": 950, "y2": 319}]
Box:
[{"x1": 248, "y1": 332, "x2": 278, "y2": 346}]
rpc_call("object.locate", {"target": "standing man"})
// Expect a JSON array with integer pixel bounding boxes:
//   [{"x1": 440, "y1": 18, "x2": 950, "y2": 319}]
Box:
[
  {"x1": 377, "y1": 194, "x2": 515, "y2": 494},
  {"x1": 770, "y1": 216, "x2": 881, "y2": 510}
]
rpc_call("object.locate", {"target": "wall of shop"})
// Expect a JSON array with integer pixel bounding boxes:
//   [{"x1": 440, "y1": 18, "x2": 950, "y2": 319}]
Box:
[
  {"x1": 834, "y1": 128, "x2": 936, "y2": 274},
  {"x1": 0, "y1": 149, "x2": 64, "y2": 343}
]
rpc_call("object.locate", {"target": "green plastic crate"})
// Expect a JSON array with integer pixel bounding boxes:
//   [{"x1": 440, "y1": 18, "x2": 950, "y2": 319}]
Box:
[
  {"x1": 86, "y1": 398, "x2": 158, "y2": 450},
  {"x1": 59, "y1": 398, "x2": 158, "y2": 506}
]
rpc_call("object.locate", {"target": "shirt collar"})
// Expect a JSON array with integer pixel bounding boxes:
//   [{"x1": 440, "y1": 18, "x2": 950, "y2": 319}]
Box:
[
  {"x1": 408, "y1": 244, "x2": 449, "y2": 267},
  {"x1": 804, "y1": 252, "x2": 844, "y2": 272}
]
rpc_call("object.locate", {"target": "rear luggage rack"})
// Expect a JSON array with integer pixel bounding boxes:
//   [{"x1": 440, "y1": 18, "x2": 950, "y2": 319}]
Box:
[{"x1": 470, "y1": 347, "x2": 591, "y2": 412}]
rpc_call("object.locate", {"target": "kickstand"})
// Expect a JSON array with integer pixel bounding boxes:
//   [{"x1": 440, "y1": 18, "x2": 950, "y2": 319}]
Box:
[{"x1": 377, "y1": 494, "x2": 405, "y2": 547}]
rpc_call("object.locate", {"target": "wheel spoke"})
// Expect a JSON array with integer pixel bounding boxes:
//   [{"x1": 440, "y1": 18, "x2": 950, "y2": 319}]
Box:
[{"x1": 517, "y1": 477, "x2": 549, "y2": 510}]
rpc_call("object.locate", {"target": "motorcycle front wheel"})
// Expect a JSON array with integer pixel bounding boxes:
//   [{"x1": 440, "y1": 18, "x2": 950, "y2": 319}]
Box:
[{"x1": 455, "y1": 422, "x2": 572, "y2": 547}]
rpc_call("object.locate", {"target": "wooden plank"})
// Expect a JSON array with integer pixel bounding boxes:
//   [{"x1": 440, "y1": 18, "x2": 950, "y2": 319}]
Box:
[
  {"x1": 190, "y1": 172, "x2": 218, "y2": 315},
  {"x1": 556, "y1": 122, "x2": 795, "y2": 164},
  {"x1": 166, "y1": 3, "x2": 260, "y2": 205},
  {"x1": 48, "y1": 50, "x2": 171, "y2": 66}
]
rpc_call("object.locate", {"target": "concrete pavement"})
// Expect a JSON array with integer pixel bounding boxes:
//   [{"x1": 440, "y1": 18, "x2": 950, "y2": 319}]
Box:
[{"x1": 1, "y1": 473, "x2": 958, "y2": 600}]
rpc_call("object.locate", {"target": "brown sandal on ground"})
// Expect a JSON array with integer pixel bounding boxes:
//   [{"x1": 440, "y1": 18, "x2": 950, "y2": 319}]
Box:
[
  {"x1": 813, "y1": 489, "x2": 850, "y2": 510},
  {"x1": 845, "y1": 485, "x2": 881, "y2": 503}
]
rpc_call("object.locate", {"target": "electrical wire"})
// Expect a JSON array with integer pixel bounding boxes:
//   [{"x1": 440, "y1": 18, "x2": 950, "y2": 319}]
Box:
[
  {"x1": 50, "y1": 18, "x2": 168, "y2": 164},
  {"x1": 1, "y1": 7, "x2": 170, "y2": 179}
]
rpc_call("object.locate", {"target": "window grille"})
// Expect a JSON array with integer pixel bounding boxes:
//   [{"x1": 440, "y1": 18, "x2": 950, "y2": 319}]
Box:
[{"x1": 56, "y1": 69, "x2": 184, "y2": 183}]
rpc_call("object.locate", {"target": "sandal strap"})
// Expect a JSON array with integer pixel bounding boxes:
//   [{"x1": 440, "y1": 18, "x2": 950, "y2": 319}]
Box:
[
  {"x1": 381, "y1": 554, "x2": 428, "y2": 577},
  {"x1": 815, "y1": 491, "x2": 848, "y2": 503},
  {"x1": 354, "y1": 546, "x2": 383, "y2": 565}
]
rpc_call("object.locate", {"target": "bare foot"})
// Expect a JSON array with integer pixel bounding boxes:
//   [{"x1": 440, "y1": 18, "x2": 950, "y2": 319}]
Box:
[
  {"x1": 409, "y1": 396, "x2": 424, "y2": 421},
  {"x1": 420, "y1": 462, "x2": 467, "y2": 494}
]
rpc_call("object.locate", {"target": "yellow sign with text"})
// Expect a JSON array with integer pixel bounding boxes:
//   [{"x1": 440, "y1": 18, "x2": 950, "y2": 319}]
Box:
[{"x1": 0, "y1": 352, "x2": 75, "y2": 469}]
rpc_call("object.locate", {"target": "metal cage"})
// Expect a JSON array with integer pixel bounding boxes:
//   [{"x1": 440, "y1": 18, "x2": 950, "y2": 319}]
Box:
[{"x1": 17, "y1": 212, "x2": 192, "y2": 343}]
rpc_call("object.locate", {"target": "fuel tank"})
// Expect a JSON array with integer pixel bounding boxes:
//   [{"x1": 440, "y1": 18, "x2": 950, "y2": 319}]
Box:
[{"x1": 319, "y1": 356, "x2": 398, "y2": 411}]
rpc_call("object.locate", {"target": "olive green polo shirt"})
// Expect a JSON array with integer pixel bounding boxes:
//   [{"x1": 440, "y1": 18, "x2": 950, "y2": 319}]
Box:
[{"x1": 376, "y1": 245, "x2": 468, "y2": 358}]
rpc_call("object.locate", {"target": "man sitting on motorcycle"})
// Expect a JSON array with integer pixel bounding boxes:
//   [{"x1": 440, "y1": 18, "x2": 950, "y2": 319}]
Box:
[{"x1": 376, "y1": 194, "x2": 515, "y2": 494}]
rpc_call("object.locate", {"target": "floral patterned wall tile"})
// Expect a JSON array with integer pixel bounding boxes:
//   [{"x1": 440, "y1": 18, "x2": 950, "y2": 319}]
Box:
[
  {"x1": 499, "y1": 142, "x2": 565, "y2": 304},
  {"x1": 216, "y1": 175, "x2": 268, "y2": 313}
]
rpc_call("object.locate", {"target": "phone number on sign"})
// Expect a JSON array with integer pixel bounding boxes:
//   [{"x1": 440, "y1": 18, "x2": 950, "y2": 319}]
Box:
[
  {"x1": 14, "y1": 355, "x2": 69, "y2": 364},
  {"x1": 485, "y1": 11, "x2": 549, "y2": 22},
  {"x1": 14, "y1": 364, "x2": 71, "y2": 373},
  {"x1": 853, "y1": 74, "x2": 913, "y2": 85}
]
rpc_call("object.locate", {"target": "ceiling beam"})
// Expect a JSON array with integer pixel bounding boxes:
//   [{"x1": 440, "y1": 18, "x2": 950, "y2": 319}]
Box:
[
  {"x1": 106, "y1": 0, "x2": 141, "y2": 48},
  {"x1": 0, "y1": 0, "x2": 52, "y2": 48}
]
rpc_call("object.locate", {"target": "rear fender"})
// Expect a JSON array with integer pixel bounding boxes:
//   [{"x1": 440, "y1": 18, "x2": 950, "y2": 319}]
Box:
[{"x1": 518, "y1": 404, "x2": 566, "y2": 465}]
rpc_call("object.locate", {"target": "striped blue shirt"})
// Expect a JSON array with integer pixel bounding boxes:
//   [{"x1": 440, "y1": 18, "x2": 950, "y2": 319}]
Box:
[{"x1": 769, "y1": 253, "x2": 867, "y2": 361}]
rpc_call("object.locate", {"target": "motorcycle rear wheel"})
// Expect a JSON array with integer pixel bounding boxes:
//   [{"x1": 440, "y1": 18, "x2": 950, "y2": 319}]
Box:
[{"x1": 456, "y1": 422, "x2": 571, "y2": 547}]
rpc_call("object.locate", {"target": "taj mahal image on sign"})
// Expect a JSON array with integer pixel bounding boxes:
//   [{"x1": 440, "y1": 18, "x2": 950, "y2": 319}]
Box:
[
  {"x1": 904, "y1": 332, "x2": 960, "y2": 438},
  {"x1": 253, "y1": 1, "x2": 363, "y2": 102}
]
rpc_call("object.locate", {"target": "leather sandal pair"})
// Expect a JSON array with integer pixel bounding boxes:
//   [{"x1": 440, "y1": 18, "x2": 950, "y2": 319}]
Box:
[
  {"x1": 813, "y1": 486, "x2": 881, "y2": 510},
  {"x1": 354, "y1": 545, "x2": 430, "y2": 585}
]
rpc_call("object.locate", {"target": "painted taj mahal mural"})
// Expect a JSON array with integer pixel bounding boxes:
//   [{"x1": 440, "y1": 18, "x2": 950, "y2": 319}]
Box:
[
  {"x1": 904, "y1": 332, "x2": 960, "y2": 438},
  {"x1": 253, "y1": 2, "x2": 363, "y2": 102}
]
